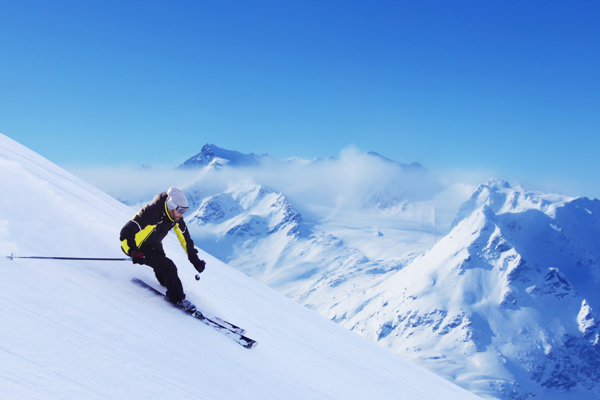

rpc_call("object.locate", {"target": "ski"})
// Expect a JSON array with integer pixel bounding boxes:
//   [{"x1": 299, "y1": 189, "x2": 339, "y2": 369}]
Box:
[
  {"x1": 131, "y1": 277, "x2": 257, "y2": 349},
  {"x1": 201, "y1": 311, "x2": 246, "y2": 335}
]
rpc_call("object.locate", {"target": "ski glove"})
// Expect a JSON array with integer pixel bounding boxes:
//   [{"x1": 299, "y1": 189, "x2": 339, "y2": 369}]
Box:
[
  {"x1": 131, "y1": 251, "x2": 146, "y2": 265},
  {"x1": 192, "y1": 259, "x2": 206, "y2": 274}
]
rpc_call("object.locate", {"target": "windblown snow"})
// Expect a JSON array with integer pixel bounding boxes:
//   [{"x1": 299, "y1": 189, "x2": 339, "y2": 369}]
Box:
[{"x1": 0, "y1": 133, "x2": 480, "y2": 399}]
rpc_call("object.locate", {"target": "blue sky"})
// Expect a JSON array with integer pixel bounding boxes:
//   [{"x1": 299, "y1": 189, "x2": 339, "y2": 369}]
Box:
[{"x1": 1, "y1": 1, "x2": 599, "y2": 198}]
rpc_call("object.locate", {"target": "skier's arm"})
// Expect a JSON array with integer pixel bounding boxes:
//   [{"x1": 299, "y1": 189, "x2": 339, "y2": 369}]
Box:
[
  {"x1": 173, "y1": 219, "x2": 195, "y2": 257},
  {"x1": 119, "y1": 206, "x2": 157, "y2": 255},
  {"x1": 174, "y1": 220, "x2": 206, "y2": 273}
]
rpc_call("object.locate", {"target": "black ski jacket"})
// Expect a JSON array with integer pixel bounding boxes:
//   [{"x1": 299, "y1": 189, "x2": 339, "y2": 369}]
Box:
[{"x1": 120, "y1": 192, "x2": 199, "y2": 261}]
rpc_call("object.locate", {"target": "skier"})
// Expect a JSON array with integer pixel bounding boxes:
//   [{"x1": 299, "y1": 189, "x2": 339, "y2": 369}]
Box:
[{"x1": 120, "y1": 186, "x2": 205, "y2": 313}]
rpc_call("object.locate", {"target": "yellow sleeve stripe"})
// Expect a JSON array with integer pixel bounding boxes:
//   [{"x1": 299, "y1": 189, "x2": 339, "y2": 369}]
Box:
[
  {"x1": 173, "y1": 224, "x2": 189, "y2": 256},
  {"x1": 121, "y1": 239, "x2": 130, "y2": 254},
  {"x1": 120, "y1": 224, "x2": 157, "y2": 255},
  {"x1": 136, "y1": 224, "x2": 156, "y2": 248}
]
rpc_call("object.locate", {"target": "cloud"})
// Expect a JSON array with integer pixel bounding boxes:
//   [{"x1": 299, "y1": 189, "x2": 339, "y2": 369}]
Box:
[
  {"x1": 70, "y1": 146, "x2": 485, "y2": 232},
  {"x1": 70, "y1": 164, "x2": 205, "y2": 206}
]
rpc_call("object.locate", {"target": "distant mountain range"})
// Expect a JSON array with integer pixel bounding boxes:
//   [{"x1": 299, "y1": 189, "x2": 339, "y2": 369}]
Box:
[
  {"x1": 167, "y1": 145, "x2": 600, "y2": 400},
  {"x1": 179, "y1": 143, "x2": 426, "y2": 171}
]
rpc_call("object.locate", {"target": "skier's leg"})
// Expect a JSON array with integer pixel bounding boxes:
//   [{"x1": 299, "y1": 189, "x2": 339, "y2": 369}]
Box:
[
  {"x1": 149, "y1": 245, "x2": 167, "y2": 286},
  {"x1": 154, "y1": 270, "x2": 166, "y2": 286},
  {"x1": 146, "y1": 254, "x2": 184, "y2": 303}
]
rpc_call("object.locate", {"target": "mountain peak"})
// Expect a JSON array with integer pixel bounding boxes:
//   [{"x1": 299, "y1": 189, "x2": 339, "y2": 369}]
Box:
[
  {"x1": 178, "y1": 144, "x2": 271, "y2": 169},
  {"x1": 367, "y1": 151, "x2": 425, "y2": 170},
  {"x1": 486, "y1": 178, "x2": 511, "y2": 189},
  {"x1": 451, "y1": 179, "x2": 574, "y2": 228}
]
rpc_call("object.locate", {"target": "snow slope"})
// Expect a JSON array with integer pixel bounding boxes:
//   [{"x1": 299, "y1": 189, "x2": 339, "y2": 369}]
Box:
[{"x1": 0, "y1": 132, "x2": 480, "y2": 399}]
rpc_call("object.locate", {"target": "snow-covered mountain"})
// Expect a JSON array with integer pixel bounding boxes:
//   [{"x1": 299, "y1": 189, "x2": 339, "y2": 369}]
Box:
[
  {"x1": 183, "y1": 180, "x2": 435, "y2": 300},
  {"x1": 186, "y1": 182, "x2": 302, "y2": 266},
  {"x1": 334, "y1": 180, "x2": 600, "y2": 400},
  {"x1": 176, "y1": 145, "x2": 439, "y2": 303},
  {"x1": 0, "y1": 133, "x2": 481, "y2": 399},
  {"x1": 167, "y1": 147, "x2": 600, "y2": 400}
]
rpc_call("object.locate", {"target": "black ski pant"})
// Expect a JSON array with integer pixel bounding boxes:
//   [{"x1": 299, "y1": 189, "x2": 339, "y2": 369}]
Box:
[{"x1": 144, "y1": 252, "x2": 185, "y2": 304}]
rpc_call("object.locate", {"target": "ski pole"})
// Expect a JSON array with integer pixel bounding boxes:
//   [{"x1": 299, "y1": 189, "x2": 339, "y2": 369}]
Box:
[
  {"x1": 7, "y1": 254, "x2": 201, "y2": 281},
  {"x1": 6, "y1": 253, "x2": 131, "y2": 261}
]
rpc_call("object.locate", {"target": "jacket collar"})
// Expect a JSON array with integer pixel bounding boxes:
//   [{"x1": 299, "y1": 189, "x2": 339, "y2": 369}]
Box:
[{"x1": 164, "y1": 200, "x2": 175, "y2": 222}]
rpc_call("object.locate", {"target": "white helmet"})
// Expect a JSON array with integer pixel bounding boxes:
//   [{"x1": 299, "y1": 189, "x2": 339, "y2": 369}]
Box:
[{"x1": 166, "y1": 186, "x2": 188, "y2": 211}]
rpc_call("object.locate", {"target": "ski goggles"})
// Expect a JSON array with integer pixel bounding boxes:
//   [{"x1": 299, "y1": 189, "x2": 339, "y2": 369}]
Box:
[{"x1": 175, "y1": 205, "x2": 189, "y2": 215}]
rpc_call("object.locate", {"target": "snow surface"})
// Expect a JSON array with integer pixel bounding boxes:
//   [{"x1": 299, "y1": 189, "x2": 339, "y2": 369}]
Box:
[{"x1": 0, "y1": 132, "x2": 481, "y2": 399}]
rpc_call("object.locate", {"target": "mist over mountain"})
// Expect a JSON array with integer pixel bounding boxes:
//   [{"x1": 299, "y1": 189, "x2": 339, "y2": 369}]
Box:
[{"x1": 75, "y1": 144, "x2": 463, "y2": 232}]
